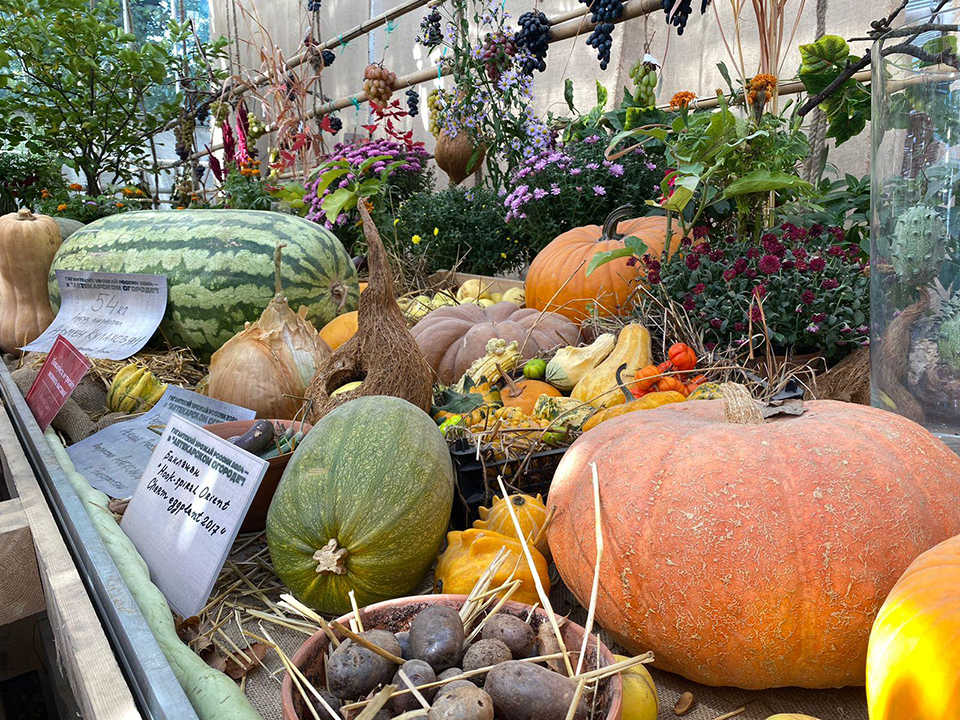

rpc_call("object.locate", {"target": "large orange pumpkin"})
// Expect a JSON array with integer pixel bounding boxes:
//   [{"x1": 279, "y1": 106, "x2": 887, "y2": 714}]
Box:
[
  {"x1": 547, "y1": 390, "x2": 960, "y2": 689},
  {"x1": 866, "y1": 534, "x2": 960, "y2": 718},
  {"x1": 525, "y1": 205, "x2": 683, "y2": 322},
  {"x1": 319, "y1": 311, "x2": 358, "y2": 350}
]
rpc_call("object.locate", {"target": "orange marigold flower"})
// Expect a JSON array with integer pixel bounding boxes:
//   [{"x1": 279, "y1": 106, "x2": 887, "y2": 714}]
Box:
[
  {"x1": 69, "y1": 183, "x2": 82, "y2": 191},
  {"x1": 57, "y1": 204, "x2": 67, "y2": 211},
  {"x1": 41, "y1": 190, "x2": 51, "y2": 199},
  {"x1": 176, "y1": 206, "x2": 185, "y2": 210},
  {"x1": 669, "y1": 91, "x2": 697, "y2": 110},
  {"x1": 135, "y1": 189, "x2": 144, "y2": 196},
  {"x1": 746, "y1": 73, "x2": 777, "y2": 108},
  {"x1": 116, "y1": 202, "x2": 124, "y2": 207}
]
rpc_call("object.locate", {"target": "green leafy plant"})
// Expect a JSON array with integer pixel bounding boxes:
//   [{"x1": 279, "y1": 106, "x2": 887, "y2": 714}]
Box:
[
  {"x1": 218, "y1": 164, "x2": 273, "y2": 211},
  {"x1": 391, "y1": 187, "x2": 518, "y2": 276},
  {"x1": 798, "y1": 35, "x2": 872, "y2": 145},
  {"x1": 0, "y1": 0, "x2": 223, "y2": 194},
  {"x1": 36, "y1": 187, "x2": 143, "y2": 223},
  {"x1": 0, "y1": 147, "x2": 66, "y2": 212}
]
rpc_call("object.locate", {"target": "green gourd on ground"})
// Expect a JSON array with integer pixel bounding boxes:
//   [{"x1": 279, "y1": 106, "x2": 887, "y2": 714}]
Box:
[
  {"x1": 266, "y1": 396, "x2": 454, "y2": 614},
  {"x1": 49, "y1": 210, "x2": 358, "y2": 357}
]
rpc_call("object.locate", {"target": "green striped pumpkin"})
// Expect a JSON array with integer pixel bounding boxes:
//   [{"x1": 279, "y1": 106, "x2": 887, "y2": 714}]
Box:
[
  {"x1": 49, "y1": 210, "x2": 358, "y2": 357},
  {"x1": 266, "y1": 396, "x2": 454, "y2": 614}
]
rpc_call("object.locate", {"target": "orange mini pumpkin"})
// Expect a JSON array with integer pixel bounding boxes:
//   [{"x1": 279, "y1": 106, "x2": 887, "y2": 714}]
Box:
[
  {"x1": 501, "y1": 375, "x2": 561, "y2": 415},
  {"x1": 525, "y1": 205, "x2": 683, "y2": 322}
]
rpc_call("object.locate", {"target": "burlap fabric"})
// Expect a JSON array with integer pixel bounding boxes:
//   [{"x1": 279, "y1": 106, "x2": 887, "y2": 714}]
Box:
[{"x1": 7, "y1": 353, "x2": 130, "y2": 443}]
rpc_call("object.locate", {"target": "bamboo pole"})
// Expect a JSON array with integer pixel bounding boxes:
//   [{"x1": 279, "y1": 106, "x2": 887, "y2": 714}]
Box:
[{"x1": 188, "y1": 0, "x2": 658, "y2": 162}]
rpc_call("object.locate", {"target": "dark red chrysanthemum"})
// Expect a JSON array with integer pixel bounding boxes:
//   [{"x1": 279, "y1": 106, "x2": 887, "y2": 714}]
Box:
[
  {"x1": 693, "y1": 225, "x2": 710, "y2": 240},
  {"x1": 812, "y1": 312, "x2": 826, "y2": 322},
  {"x1": 809, "y1": 257, "x2": 826, "y2": 272},
  {"x1": 722, "y1": 268, "x2": 736, "y2": 281},
  {"x1": 708, "y1": 249, "x2": 725, "y2": 261},
  {"x1": 693, "y1": 282, "x2": 706, "y2": 295},
  {"x1": 758, "y1": 254, "x2": 781, "y2": 273},
  {"x1": 746, "y1": 247, "x2": 760, "y2": 259},
  {"x1": 801, "y1": 290, "x2": 815, "y2": 304},
  {"x1": 685, "y1": 254, "x2": 701, "y2": 270},
  {"x1": 710, "y1": 318, "x2": 723, "y2": 329},
  {"x1": 821, "y1": 278, "x2": 839, "y2": 290}
]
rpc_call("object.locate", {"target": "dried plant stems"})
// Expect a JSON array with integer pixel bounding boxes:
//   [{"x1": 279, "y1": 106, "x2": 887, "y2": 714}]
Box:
[
  {"x1": 397, "y1": 669, "x2": 432, "y2": 710},
  {"x1": 354, "y1": 685, "x2": 397, "y2": 720},
  {"x1": 256, "y1": 627, "x2": 324, "y2": 720},
  {"x1": 349, "y1": 590, "x2": 364, "y2": 633},
  {"x1": 575, "y1": 463, "x2": 604, "y2": 676},
  {"x1": 572, "y1": 652, "x2": 654, "y2": 682},
  {"x1": 496, "y1": 475, "x2": 574, "y2": 677},
  {"x1": 564, "y1": 678, "x2": 588, "y2": 720},
  {"x1": 328, "y1": 619, "x2": 405, "y2": 665}
]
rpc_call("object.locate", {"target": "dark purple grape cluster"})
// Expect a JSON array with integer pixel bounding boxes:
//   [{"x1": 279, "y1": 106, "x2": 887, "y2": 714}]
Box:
[
  {"x1": 516, "y1": 10, "x2": 550, "y2": 74},
  {"x1": 479, "y1": 30, "x2": 517, "y2": 82},
  {"x1": 195, "y1": 104, "x2": 210, "y2": 124},
  {"x1": 329, "y1": 116, "x2": 343, "y2": 134},
  {"x1": 579, "y1": 0, "x2": 623, "y2": 70},
  {"x1": 661, "y1": 0, "x2": 694, "y2": 35},
  {"x1": 322, "y1": 50, "x2": 336, "y2": 67},
  {"x1": 417, "y1": 8, "x2": 443, "y2": 48},
  {"x1": 307, "y1": 0, "x2": 320, "y2": 12},
  {"x1": 405, "y1": 89, "x2": 420, "y2": 117}
]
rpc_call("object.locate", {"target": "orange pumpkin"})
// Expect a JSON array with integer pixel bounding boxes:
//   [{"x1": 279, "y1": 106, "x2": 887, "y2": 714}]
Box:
[
  {"x1": 866, "y1": 534, "x2": 960, "y2": 719},
  {"x1": 319, "y1": 311, "x2": 358, "y2": 350},
  {"x1": 547, "y1": 389, "x2": 960, "y2": 689},
  {"x1": 525, "y1": 205, "x2": 683, "y2": 322},
  {"x1": 501, "y1": 375, "x2": 561, "y2": 415}
]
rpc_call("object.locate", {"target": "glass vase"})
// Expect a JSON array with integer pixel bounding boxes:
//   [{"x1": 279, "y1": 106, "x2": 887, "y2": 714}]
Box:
[{"x1": 871, "y1": 5, "x2": 960, "y2": 450}]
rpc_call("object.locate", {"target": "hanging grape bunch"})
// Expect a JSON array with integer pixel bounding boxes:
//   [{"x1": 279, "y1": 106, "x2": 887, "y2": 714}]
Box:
[
  {"x1": 329, "y1": 116, "x2": 343, "y2": 135},
  {"x1": 578, "y1": 0, "x2": 624, "y2": 70},
  {"x1": 195, "y1": 104, "x2": 210, "y2": 125},
  {"x1": 515, "y1": 10, "x2": 550, "y2": 75},
  {"x1": 307, "y1": 0, "x2": 320, "y2": 11},
  {"x1": 660, "y1": 0, "x2": 695, "y2": 35},
  {"x1": 173, "y1": 111, "x2": 195, "y2": 161},
  {"x1": 417, "y1": 7, "x2": 443, "y2": 48},
  {"x1": 406, "y1": 89, "x2": 420, "y2": 117},
  {"x1": 479, "y1": 30, "x2": 518, "y2": 83},
  {"x1": 427, "y1": 89, "x2": 446, "y2": 138},
  {"x1": 629, "y1": 59, "x2": 659, "y2": 107},
  {"x1": 247, "y1": 114, "x2": 267, "y2": 140},
  {"x1": 209, "y1": 100, "x2": 232, "y2": 128},
  {"x1": 363, "y1": 63, "x2": 397, "y2": 106},
  {"x1": 322, "y1": 50, "x2": 336, "y2": 67}
]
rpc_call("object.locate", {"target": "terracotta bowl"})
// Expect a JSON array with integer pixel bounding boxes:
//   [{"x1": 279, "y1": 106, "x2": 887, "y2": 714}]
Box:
[
  {"x1": 281, "y1": 594, "x2": 623, "y2": 720},
  {"x1": 203, "y1": 419, "x2": 312, "y2": 533}
]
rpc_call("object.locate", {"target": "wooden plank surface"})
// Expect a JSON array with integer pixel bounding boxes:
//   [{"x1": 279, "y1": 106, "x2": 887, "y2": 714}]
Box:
[
  {"x1": 0, "y1": 497, "x2": 44, "y2": 626},
  {"x1": 0, "y1": 412, "x2": 141, "y2": 720}
]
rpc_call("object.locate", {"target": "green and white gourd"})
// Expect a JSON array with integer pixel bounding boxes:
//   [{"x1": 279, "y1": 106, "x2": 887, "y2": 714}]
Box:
[
  {"x1": 49, "y1": 210, "x2": 358, "y2": 357},
  {"x1": 890, "y1": 205, "x2": 947, "y2": 287}
]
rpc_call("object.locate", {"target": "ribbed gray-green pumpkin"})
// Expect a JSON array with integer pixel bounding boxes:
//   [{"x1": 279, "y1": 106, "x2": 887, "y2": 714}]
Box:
[
  {"x1": 49, "y1": 210, "x2": 358, "y2": 357},
  {"x1": 266, "y1": 396, "x2": 454, "y2": 614}
]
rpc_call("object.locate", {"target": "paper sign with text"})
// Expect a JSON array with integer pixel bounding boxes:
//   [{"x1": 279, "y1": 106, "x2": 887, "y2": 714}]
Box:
[
  {"x1": 66, "y1": 385, "x2": 255, "y2": 497},
  {"x1": 120, "y1": 414, "x2": 267, "y2": 618},
  {"x1": 24, "y1": 335, "x2": 91, "y2": 431},
  {"x1": 23, "y1": 270, "x2": 167, "y2": 360}
]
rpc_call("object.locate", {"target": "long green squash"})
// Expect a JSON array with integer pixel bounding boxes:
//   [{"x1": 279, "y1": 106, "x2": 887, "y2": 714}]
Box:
[
  {"x1": 50, "y1": 210, "x2": 358, "y2": 357},
  {"x1": 46, "y1": 432, "x2": 262, "y2": 720},
  {"x1": 266, "y1": 396, "x2": 454, "y2": 615}
]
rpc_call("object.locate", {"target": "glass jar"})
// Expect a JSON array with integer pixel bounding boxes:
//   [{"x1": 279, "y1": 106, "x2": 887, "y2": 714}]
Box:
[{"x1": 871, "y1": 5, "x2": 960, "y2": 450}]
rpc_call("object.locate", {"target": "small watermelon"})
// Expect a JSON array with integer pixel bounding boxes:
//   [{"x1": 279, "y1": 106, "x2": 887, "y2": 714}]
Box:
[
  {"x1": 266, "y1": 396, "x2": 454, "y2": 614},
  {"x1": 50, "y1": 210, "x2": 358, "y2": 357}
]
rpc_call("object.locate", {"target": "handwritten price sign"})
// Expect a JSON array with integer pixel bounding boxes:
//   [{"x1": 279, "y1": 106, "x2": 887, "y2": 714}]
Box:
[{"x1": 23, "y1": 271, "x2": 167, "y2": 360}]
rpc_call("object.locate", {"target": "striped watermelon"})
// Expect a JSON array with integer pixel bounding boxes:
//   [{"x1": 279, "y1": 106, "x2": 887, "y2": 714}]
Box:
[{"x1": 50, "y1": 210, "x2": 359, "y2": 357}]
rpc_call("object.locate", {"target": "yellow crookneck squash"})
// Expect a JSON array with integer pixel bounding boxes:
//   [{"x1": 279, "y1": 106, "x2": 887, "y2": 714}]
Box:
[
  {"x1": 474, "y1": 494, "x2": 550, "y2": 559},
  {"x1": 435, "y1": 528, "x2": 550, "y2": 605},
  {"x1": 545, "y1": 333, "x2": 615, "y2": 392},
  {"x1": 572, "y1": 323, "x2": 652, "y2": 408}
]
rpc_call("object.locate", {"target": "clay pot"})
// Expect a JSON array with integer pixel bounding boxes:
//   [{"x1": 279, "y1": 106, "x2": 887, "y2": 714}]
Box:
[
  {"x1": 280, "y1": 594, "x2": 623, "y2": 720},
  {"x1": 203, "y1": 419, "x2": 312, "y2": 532}
]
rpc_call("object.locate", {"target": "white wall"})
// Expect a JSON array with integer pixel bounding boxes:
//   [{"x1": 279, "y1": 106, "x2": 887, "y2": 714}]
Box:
[{"x1": 208, "y1": 0, "x2": 894, "y2": 179}]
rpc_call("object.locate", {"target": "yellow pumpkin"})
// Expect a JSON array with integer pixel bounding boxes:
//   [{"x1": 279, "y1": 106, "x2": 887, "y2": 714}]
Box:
[
  {"x1": 435, "y1": 529, "x2": 550, "y2": 605},
  {"x1": 572, "y1": 323, "x2": 652, "y2": 408},
  {"x1": 319, "y1": 311, "x2": 358, "y2": 350},
  {"x1": 107, "y1": 364, "x2": 167, "y2": 413},
  {"x1": 580, "y1": 390, "x2": 686, "y2": 431},
  {"x1": 866, "y1": 534, "x2": 960, "y2": 720},
  {"x1": 765, "y1": 716, "x2": 822, "y2": 720},
  {"x1": 474, "y1": 494, "x2": 550, "y2": 559},
  {"x1": 614, "y1": 654, "x2": 658, "y2": 720}
]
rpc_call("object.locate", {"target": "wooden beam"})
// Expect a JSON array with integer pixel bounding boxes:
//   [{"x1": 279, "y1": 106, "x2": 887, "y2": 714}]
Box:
[
  {"x1": 0, "y1": 498, "x2": 43, "y2": 626},
  {"x1": 0, "y1": 412, "x2": 140, "y2": 720}
]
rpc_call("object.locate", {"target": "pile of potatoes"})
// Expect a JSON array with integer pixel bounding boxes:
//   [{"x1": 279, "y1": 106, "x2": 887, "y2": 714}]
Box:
[{"x1": 312, "y1": 606, "x2": 590, "y2": 720}]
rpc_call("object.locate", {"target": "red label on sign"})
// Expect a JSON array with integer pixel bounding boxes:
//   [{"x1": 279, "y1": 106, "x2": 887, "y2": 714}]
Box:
[{"x1": 24, "y1": 335, "x2": 91, "y2": 431}]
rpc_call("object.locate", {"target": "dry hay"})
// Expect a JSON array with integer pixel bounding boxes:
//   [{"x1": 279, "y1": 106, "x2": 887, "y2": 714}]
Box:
[
  {"x1": 874, "y1": 289, "x2": 929, "y2": 423},
  {"x1": 29, "y1": 345, "x2": 209, "y2": 391},
  {"x1": 813, "y1": 345, "x2": 870, "y2": 404},
  {"x1": 304, "y1": 203, "x2": 434, "y2": 424}
]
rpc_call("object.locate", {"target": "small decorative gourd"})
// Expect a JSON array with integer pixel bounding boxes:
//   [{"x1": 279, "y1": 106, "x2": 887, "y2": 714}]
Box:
[
  {"x1": 0, "y1": 209, "x2": 61, "y2": 355},
  {"x1": 474, "y1": 494, "x2": 551, "y2": 559},
  {"x1": 572, "y1": 323, "x2": 652, "y2": 408},
  {"x1": 107, "y1": 364, "x2": 167, "y2": 413},
  {"x1": 435, "y1": 528, "x2": 549, "y2": 605},
  {"x1": 545, "y1": 334, "x2": 615, "y2": 391}
]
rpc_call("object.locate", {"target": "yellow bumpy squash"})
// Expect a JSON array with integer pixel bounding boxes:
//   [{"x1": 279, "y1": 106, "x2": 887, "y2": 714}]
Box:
[
  {"x1": 581, "y1": 390, "x2": 686, "y2": 431},
  {"x1": 435, "y1": 529, "x2": 550, "y2": 605},
  {"x1": 545, "y1": 333, "x2": 615, "y2": 392},
  {"x1": 688, "y1": 381, "x2": 723, "y2": 400},
  {"x1": 107, "y1": 364, "x2": 167, "y2": 413},
  {"x1": 474, "y1": 494, "x2": 550, "y2": 559},
  {"x1": 572, "y1": 324, "x2": 652, "y2": 408},
  {"x1": 455, "y1": 338, "x2": 520, "y2": 391}
]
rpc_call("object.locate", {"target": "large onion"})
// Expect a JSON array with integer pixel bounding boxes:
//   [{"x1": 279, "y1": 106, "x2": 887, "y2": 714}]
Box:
[{"x1": 208, "y1": 245, "x2": 331, "y2": 419}]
